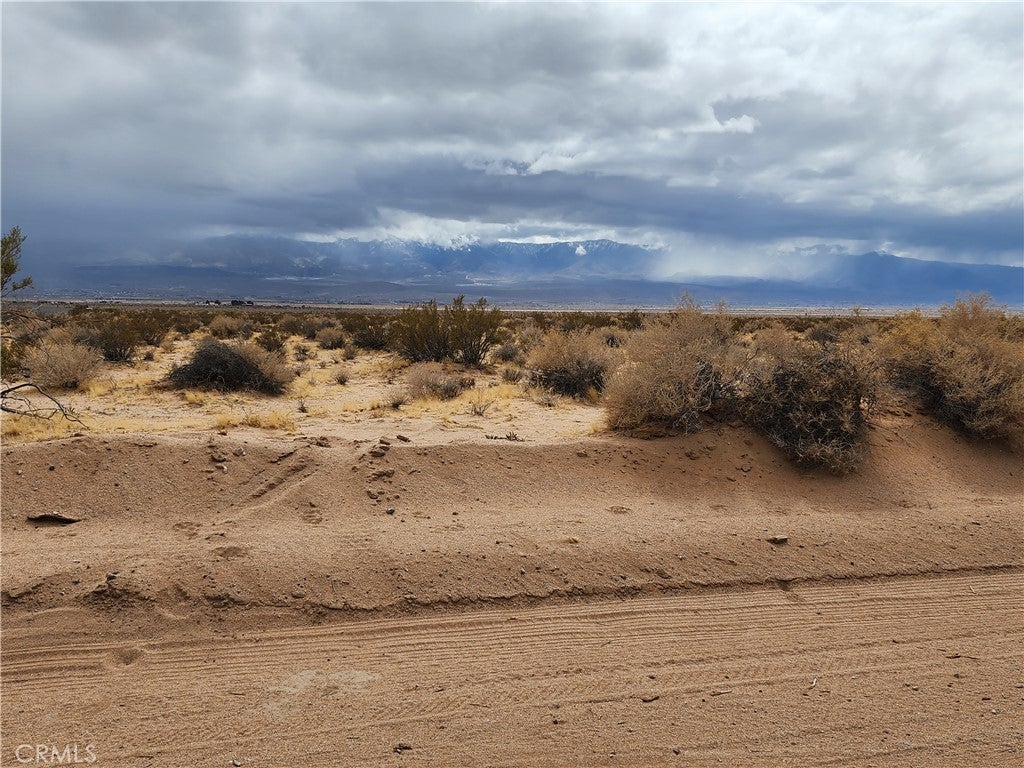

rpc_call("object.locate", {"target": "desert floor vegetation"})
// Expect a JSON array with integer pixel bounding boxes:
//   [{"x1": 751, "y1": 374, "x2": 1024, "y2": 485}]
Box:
[{"x1": 1, "y1": 295, "x2": 1019, "y2": 471}]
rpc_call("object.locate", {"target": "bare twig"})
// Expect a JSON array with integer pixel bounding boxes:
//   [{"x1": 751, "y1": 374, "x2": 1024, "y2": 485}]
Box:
[{"x1": 0, "y1": 382, "x2": 82, "y2": 423}]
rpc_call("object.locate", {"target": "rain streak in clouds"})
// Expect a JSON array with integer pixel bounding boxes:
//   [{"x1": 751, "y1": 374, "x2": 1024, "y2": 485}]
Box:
[{"x1": 2, "y1": 1, "x2": 1022, "y2": 277}]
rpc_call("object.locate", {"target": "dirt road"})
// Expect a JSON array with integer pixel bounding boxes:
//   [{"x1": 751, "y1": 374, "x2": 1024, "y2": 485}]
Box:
[{"x1": 3, "y1": 571, "x2": 1021, "y2": 767}]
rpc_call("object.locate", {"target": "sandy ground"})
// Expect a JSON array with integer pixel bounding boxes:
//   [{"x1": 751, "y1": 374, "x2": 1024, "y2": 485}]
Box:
[{"x1": 1, "y1": 343, "x2": 1022, "y2": 766}]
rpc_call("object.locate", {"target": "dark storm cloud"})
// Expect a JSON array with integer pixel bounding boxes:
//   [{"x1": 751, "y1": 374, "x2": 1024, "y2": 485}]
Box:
[{"x1": 2, "y1": 1, "x2": 1021, "y2": 274}]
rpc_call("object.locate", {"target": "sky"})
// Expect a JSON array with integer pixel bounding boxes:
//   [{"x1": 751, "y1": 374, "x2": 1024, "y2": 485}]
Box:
[{"x1": 2, "y1": 1, "x2": 1022, "y2": 280}]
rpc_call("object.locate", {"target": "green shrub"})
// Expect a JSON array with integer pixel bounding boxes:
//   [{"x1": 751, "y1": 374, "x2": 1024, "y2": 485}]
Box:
[
  {"x1": 82, "y1": 316, "x2": 141, "y2": 362},
  {"x1": 392, "y1": 300, "x2": 448, "y2": 362},
  {"x1": 167, "y1": 339, "x2": 295, "y2": 395},
  {"x1": 446, "y1": 296, "x2": 504, "y2": 366}
]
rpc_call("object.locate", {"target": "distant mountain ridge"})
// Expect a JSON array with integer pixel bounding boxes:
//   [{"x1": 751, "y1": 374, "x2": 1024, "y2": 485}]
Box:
[
  {"x1": 170, "y1": 236, "x2": 661, "y2": 281},
  {"x1": 32, "y1": 237, "x2": 1024, "y2": 307}
]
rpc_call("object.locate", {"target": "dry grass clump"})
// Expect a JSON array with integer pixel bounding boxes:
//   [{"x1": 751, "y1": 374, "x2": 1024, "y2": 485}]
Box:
[
  {"x1": 740, "y1": 327, "x2": 878, "y2": 473},
  {"x1": 527, "y1": 330, "x2": 619, "y2": 399},
  {"x1": 214, "y1": 410, "x2": 296, "y2": 431},
  {"x1": 167, "y1": 338, "x2": 295, "y2": 395},
  {"x1": 883, "y1": 295, "x2": 1024, "y2": 445},
  {"x1": 405, "y1": 362, "x2": 476, "y2": 400},
  {"x1": 605, "y1": 303, "x2": 735, "y2": 432},
  {"x1": 23, "y1": 342, "x2": 102, "y2": 390}
]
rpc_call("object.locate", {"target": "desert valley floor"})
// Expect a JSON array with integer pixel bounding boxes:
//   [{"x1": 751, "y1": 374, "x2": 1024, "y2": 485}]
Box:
[{"x1": 2, "y1": 349, "x2": 1022, "y2": 766}]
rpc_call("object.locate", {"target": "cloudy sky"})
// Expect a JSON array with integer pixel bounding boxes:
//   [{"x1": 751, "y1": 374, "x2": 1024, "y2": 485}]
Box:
[{"x1": 2, "y1": 1, "x2": 1022, "y2": 279}]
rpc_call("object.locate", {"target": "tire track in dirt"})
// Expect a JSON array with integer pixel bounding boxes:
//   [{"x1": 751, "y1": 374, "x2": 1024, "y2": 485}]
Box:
[{"x1": 3, "y1": 571, "x2": 1021, "y2": 767}]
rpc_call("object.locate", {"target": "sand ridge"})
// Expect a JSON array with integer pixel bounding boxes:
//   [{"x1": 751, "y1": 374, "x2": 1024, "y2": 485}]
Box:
[{"x1": 1, "y1": 411, "x2": 1022, "y2": 766}]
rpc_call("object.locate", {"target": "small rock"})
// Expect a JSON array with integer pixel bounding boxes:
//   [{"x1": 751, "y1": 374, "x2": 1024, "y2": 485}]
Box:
[
  {"x1": 393, "y1": 743, "x2": 412, "y2": 753},
  {"x1": 768, "y1": 535, "x2": 789, "y2": 545},
  {"x1": 379, "y1": 437, "x2": 392, "y2": 446},
  {"x1": 367, "y1": 489, "x2": 381, "y2": 500},
  {"x1": 396, "y1": 434, "x2": 411, "y2": 442},
  {"x1": 576, "y1": 450, "x2": 588, "y2": 458},
  {"x1": 233, "y1": 447, "x2": 246, "y2": 457},
  {"x1": 640, "y1": 694, "x2": 660, "y2": 703},
  {"x1": 27, "y1": 512, "x2": 81, "y2": 526},
  {"x1": 386, "y1": 508, "x2": 396, "y2": 515},
  {"x1": 105, "y1": 572, "x2": 118, "y2": 582},
  {"x1": 368, "y1": 448, "x2": 387, "y2": 458},
  {"x1": 231, "y1": 761, "x2": 242, "y2": 767}
]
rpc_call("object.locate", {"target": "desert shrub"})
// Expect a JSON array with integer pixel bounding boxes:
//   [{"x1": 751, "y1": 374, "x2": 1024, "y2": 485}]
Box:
[
  {"x1": 493, "y1": 341, "x2": 521, "y2": 363},
  {"x1": 344, "y1": 315, "x2": 391, "y2": 350},
  {"x1": 559, "y1": 311, "x2": 613, "y2": 333},
  {"x1": 23, "y1": 343, "x2": 102, "y2": 390},
  {"x1": 293, "y1": 343, "x2": 313, "y2": 362},
  {"x1": 605, "y1": 303, "x2": 736, "y2": 433},
  {"x1": 446, "y1": 296, "x2": 504, "y2": 366},
  {"x1": 207, "y1": 314, "x2": 244, "y2": 339},
  {"x1": 616, "y1": 309, "x2": 646, "y2": 331},
  {"x1": 391, "y1": 296, "x2": 503, "y2": 366},
  {"x1": 315, "y1": 326, "x2": 347, "y2": 350},
  {"x1": 256, "y1": 327, "x2": 287, "y2": 352},
  {"x1": 392, "y1": 300, "x2": 448, "y2": 362},
  {"x1": 405, "y1": 362, "x2": 475, "y2": 400},
  {"x1": 335, "y1": 369, "x2": 350, "y2": 385},
  {"x1": 0, "y1": 341, "x2": 25, "y2": 379},
  {"x1": 82, "y1": 316, "x2": 141, "y2": 362},
  {"x1": 502, "y1": 367, "x2": 523, "y2": 384},
  {"x1": 527, "y1": 330, "x2": 619, "y2": 398},
  {"x1": 167, "y1": 338, "x2": 294, "y2": 395},
  {"x1": 279, "y1": 314, "x2": 332, "y2": 340},
  {"x1": 171, "y1": 313, "x2": 206, "y2": 335},
  {"x1": 133, "y1": 310, "x2": 170, "y2": 346},
  {"x1": 883, "y1": 295, "x2": 1024, "y2": 444},
  {"x1": 740, "y1": 328, "x2": 877, "y2": 473},
  {"x1": 41, "y1": 325, "x2": 78, "y2": 346}
]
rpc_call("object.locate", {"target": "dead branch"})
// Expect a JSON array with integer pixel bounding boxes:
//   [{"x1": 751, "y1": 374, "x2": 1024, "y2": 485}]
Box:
[{"x1": 0, "y1": 382, "x2": 82, "y2": 423}]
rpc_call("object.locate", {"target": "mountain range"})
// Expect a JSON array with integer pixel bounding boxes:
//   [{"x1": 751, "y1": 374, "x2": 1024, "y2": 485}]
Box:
[{"x1": 28, "y1": 237, "x2": 1024, "y2": 308}]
